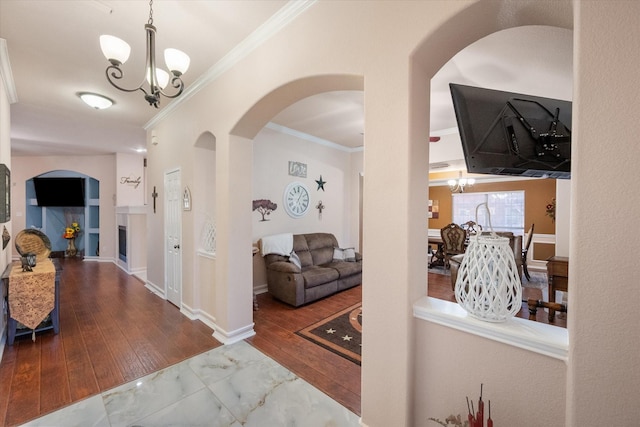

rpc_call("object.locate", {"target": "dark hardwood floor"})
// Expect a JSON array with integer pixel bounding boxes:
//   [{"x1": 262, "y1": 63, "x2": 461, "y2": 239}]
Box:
[
  {"x1": 0, "y1": 259, "x2": 563, "y2": 426},
  {"x1": 0, "y1": 258, "x2": 221, "y2": 427}
]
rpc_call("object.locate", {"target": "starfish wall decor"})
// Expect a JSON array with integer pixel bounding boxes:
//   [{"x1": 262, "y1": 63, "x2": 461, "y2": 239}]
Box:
[{"x1": 315, "y1": 175, "x2": 326, "y2": 191}]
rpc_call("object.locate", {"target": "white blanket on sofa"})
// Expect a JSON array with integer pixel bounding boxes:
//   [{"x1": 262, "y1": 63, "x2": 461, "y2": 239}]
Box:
[{"x1": 260, "y1": 233, "x2": 293, "y2": 256}]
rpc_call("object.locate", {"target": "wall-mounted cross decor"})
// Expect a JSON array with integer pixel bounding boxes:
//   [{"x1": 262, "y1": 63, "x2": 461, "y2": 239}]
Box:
[{"x1": 152, "y1": 186, "x2": 158, "y2": 213}]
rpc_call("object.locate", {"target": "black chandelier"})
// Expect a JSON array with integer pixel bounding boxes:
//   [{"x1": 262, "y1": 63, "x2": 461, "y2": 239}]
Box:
[{"x1": 99, "y1": 0, "x2": 190, "y2": 108}]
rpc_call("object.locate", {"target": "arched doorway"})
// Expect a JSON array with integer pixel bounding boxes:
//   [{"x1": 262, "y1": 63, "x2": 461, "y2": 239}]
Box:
[{"x1": 26, "y1": 170, "x2": 100, "y2": 258}]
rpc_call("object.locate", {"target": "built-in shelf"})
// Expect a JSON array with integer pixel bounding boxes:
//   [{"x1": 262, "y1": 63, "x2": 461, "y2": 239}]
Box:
[{"x1": 25, "y1": 174, "x2": 99, "y2": 258}]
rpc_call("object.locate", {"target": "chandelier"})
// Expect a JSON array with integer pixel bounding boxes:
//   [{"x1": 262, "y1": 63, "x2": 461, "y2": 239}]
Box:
[
  {"x1": 448, "y1": 172, "x2": 475, "y2": 193},
  {"x1": 99, "y1": 0, "x2": 190, "y2": 108}
]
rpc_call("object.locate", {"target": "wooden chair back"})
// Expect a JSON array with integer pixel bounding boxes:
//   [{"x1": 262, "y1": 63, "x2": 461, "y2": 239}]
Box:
[{"x1": 440, "y1": 223, "x2": 466, "y2": 255}]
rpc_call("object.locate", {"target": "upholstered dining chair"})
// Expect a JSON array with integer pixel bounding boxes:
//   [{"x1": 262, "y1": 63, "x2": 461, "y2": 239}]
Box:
[
  {"x1": 440, "y1": 223, "x2": 467, "y2": 268},
  {"x1": 461, "y1": 220, "x2": 482, "y2": 239},
  {"x1": 522, "y1": 223, "x2": 535, "y2": 281}
]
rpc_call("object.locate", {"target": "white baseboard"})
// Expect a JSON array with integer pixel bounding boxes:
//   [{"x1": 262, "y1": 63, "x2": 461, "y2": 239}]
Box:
[
  {"x1": 145, "y1": 280, "x2": 165, "y2": 298},
  {"x1": 212, "y1": 322, "x2": 256, "y2": 345},
  {"x1": 180, "y1": 303, "x2": 218, "y2": 331},
  {"x1": 253, "y1": 283, "x2": 268, "y2": 294}
]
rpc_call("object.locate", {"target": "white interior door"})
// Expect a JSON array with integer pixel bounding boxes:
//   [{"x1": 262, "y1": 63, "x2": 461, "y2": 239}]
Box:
[{"x1": 165, "y1": 169, "x2": 182, "y2": 307}]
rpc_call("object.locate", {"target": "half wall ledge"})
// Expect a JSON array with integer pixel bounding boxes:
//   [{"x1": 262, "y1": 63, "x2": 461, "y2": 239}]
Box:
[{"x1": 413, "y1": 296, "x2": 568, "y2": 362}]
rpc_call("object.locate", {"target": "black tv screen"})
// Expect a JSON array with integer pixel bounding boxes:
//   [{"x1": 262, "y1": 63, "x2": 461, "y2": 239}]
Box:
[
  {"x1": 450, "y1": 83, "x2": 571, "y2": 179},
  {"x1": 33, "y1": 177, "x2": 86, "y2": 207}
]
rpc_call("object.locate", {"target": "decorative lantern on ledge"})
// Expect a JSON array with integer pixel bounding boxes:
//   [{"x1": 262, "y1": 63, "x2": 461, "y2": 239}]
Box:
[{"x1": 454, "y1": 204, "x2": 522, "y2": 322}]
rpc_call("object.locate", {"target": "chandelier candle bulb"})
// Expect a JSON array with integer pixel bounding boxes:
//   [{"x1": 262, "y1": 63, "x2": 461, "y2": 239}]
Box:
[
  {"x1": 99, "y1": 35, "x2": 131, "y2": 65},
  {"x1": 164, "y1": 48, "x2": 190, "y2": 76},
  {"x1": 147, "y1": 68, "x2": 169, "y2": 89}
]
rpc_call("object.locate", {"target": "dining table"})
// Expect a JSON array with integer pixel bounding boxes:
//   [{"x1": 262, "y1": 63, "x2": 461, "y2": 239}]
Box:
[{"x1": 428, "y1": 236, "x2": 445, "y2": 268}]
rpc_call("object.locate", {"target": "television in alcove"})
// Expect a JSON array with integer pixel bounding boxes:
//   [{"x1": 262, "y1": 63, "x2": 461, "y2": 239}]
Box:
[
  {"x1": 33, "y1": 177, "x2": 86, "y2": 207},
  {"x1": 450, "y1": 83, "x2": 572, "y2": 179}
]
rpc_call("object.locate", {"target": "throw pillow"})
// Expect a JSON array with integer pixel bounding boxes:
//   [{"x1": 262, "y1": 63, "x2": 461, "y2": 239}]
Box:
[
  {"x1": 289, "y1": 250, "x2": 301, "y2": 269},
  {"x1": 344, "y1": 248, "x2": 356, "y2": 262},
  {"x1": 333, "y1": 248, "x2": 345, "y2": 261}
]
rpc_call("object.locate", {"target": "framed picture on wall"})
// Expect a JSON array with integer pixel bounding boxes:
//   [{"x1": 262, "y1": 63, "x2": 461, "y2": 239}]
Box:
[
  {"x1": 428, "y1": 199, "x2": 439, "y2": 219},
  {"x1": 0, "y1": 164, "x2": 10, "y2": 223},
  {"x1": 288, "y1": 161, "x2": 307, "y2": 178},
  {"x1": 183, "y1": 187, "x2": 192, "y2": 211}
]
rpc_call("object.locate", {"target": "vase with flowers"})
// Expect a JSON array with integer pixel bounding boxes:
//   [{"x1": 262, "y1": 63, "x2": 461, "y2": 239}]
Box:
[{"x1": 63, "y1": 221, "x2": 81, "y2": 257}]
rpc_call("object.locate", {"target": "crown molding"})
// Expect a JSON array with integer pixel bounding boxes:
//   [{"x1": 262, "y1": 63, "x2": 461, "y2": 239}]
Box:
[
  {"x1": 0, "y1": 39, "x2": 18, "y2": 104},
  {"x1": 265, "y1": 122, "x2": 361, "y2": 153},
  {"x1": 145, "y1": 0, "x2": 317, "y2": 130}
]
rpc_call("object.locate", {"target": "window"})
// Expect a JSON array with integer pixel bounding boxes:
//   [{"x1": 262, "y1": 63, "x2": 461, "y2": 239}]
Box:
[{"x1": 452, "y1": 191, "x2": 524, "y2": 235}]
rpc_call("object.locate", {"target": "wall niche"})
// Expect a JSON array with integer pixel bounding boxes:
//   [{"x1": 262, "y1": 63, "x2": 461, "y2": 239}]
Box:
[{"x1": 25, "y1": 170, "x2": 100, "y2": 258}]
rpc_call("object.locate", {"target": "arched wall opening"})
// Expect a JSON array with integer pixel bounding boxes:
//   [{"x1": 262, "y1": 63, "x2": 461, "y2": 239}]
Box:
[
  {"x1": 225, "y1": 74, "x2": 364, "y2": 335},
  {"x1": 231, "y1": 75, "x2": 364, "y2": 139},
  {"x1": 393, "y1": 2, "x2": 574, "y2": 426},
  {"x1": 25, "y1": 170, "x2": 99, "y2": 258}
]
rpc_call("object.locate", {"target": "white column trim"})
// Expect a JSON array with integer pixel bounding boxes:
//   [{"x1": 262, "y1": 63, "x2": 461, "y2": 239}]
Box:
[{"x1": 0, "y1": 39, "x2": 18, "y2": 104}]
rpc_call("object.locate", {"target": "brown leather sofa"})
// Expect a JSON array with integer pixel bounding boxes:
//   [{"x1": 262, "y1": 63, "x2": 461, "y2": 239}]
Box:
[
  {"x1": 449, "y1": 232, "x2": 522, "y2": 291},
  {"x1": 263, "y1": 233, "x2": 362, "y2": 307}
]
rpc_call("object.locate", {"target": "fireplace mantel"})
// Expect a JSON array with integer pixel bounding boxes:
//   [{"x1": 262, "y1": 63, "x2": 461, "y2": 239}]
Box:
[{"x1": 116, "y1": 206, "x2": 148, "y2": 215}]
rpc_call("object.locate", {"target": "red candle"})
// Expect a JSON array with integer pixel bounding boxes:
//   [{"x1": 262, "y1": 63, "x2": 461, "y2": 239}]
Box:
[
  {"x1": 478, "y1": 384, "x2": 484, "y2": 427},
  {"x1": 468, "y1": 397, "x2": 476, "y2": 427},
  {"x1": 487, "y1": 400, "x2": 493, "y2": 427}
]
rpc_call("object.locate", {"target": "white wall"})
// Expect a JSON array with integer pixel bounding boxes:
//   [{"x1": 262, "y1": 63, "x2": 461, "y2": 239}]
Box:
[
  {"x1": 11, "y1": 155, "x2": 117, "y2": 261},
  {"x1": 566, "y1": 2, "x2": 640, "y2": 424},
  {"x1": 147, "y1": 1, "x2": 639, "y2": 426},
  {"x1": 251, "y1": 126, "x2": 362, "y2": 290},
  {"x1": 252, "y1": 126, "x2": 357, "y2": 243},
  {"x1": 115, "y1": 152, "x2": 145, "y2": 207},
  {"x1": 0, "y1": 41, "x2": 13, "y2": 351}
]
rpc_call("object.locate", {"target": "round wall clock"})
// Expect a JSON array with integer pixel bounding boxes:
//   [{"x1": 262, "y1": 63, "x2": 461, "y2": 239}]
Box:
[{"x1": 283, "y1": 181, "x2": 310, "y2": 218}]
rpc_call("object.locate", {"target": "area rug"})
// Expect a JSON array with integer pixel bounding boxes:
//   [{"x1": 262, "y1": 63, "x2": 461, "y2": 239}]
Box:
[
  {"x1": 522, "y1": 271, "x2": 548, "y2": 289},
  {"x1": 297, "y1": 303, "x2": 362, "y2": 365}
]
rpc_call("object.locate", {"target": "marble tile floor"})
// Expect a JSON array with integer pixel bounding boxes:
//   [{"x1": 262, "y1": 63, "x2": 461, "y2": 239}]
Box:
[{"x1": 20, "y1": 341, "x2": 360, "y2": 427}]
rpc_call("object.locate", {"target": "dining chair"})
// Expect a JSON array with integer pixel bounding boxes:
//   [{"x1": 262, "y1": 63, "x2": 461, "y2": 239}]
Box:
[
  {"x1": 522, "y1": 223, "x2": 535, "y2": 281},
  {"x1": 461, "y1": 220, "x2": 482, "y2": 239},
  {"x1": 440, "y1": 223, "x2": 467, "y2": 269}
]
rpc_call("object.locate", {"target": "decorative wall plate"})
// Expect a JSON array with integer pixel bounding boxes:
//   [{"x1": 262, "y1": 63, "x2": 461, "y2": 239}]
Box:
[{"x1": 15, "y1": 229, "x2": 52, "y2": 262}]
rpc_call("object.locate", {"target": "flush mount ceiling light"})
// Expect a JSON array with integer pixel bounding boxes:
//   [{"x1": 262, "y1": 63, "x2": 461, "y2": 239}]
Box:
[
  {"x1": 78, "y1": 92, "x2": 114, "y2": 110},
  {"x1": 99, "y1": 0, "x2": 190, "y2": 108}
]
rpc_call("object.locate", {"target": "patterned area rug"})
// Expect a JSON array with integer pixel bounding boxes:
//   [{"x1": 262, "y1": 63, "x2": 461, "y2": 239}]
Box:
[
  {"x1": 522, "y1": 271, "x2": 548, "y2": 289},
  {"x1": 297, "y1": 303, "x2": 362, "y2": 365}
]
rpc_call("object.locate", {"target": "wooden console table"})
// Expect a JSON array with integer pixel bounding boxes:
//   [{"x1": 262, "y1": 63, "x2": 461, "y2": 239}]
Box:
[
  {"x1": 1, "y1": 259, "x2": 62, "y2": 345},
  {"x1": 547, "y1": 256, "x2": 568, "y2": 321}
]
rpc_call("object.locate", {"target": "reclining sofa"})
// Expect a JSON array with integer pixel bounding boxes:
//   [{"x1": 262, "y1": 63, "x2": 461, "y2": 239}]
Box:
[{"x1": 262, "y1": 233, "x2": 362, "y2": 307}]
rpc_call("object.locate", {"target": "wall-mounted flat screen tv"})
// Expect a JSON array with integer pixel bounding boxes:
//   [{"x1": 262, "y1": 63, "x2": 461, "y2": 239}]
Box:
[
  {"x1": 450, "y1": 83, "x2": 571, "y2": 179},
  {"x1": 33, "y1": 177, "x2": 86, "y2": 207}
]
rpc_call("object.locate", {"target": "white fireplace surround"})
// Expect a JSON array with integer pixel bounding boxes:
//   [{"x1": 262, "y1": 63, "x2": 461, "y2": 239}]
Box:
[{"x1": 116, "y1": 206, "x2": 147, "y2": 281}]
